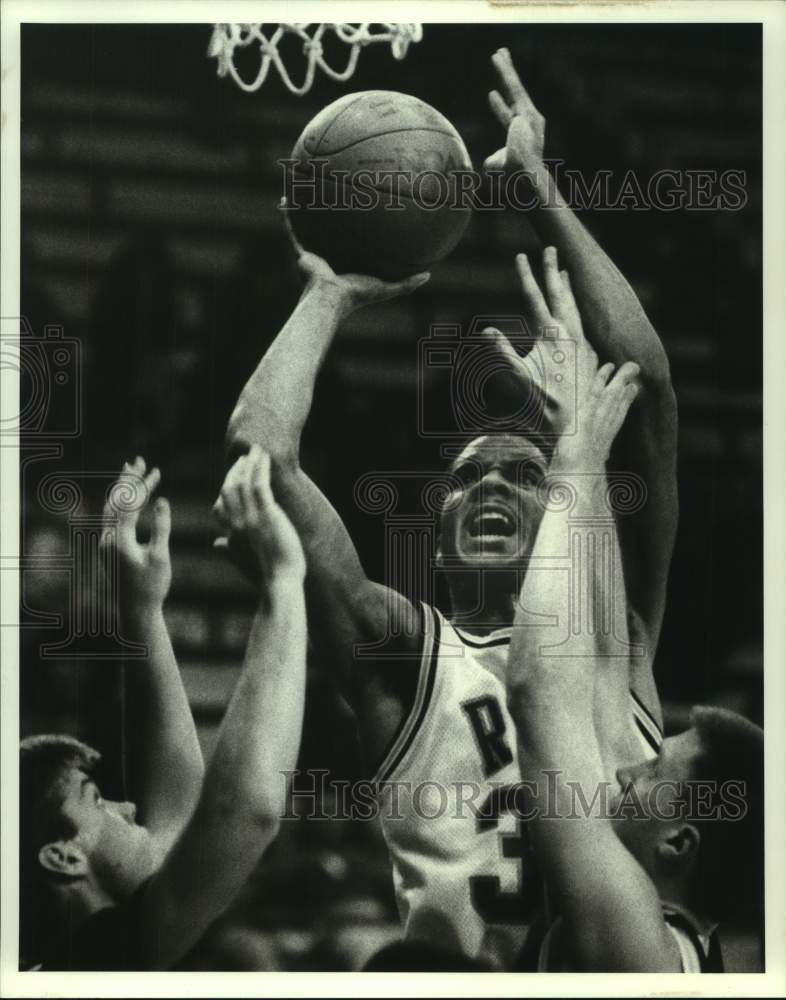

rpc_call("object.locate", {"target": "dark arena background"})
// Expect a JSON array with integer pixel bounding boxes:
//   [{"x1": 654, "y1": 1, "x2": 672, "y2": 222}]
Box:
[{"x1": 19, "y1": 22, "x2": 762, "y2": 970}]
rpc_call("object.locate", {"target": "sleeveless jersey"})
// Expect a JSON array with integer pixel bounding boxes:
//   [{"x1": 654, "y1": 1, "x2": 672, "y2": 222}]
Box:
[
  {"x1": 373, "y1": 602, "x2": 664, "y2": 970},
  {"x1": 663, "y1": 907, "x2": 724, "y2": 973}
]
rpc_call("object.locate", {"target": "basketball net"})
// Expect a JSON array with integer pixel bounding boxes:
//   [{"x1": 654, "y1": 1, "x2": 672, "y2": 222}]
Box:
[{"x1": 208, "y1": 23, "x2": 423, "y2": 96}]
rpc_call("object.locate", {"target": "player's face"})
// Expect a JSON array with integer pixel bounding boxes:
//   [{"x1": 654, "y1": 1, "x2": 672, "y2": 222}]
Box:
[
  {"x1": 439, "y1": 435, "x2": 548, "y2": 567},
  {"x1": 611, "y1": 728, "x2": 704, "y2": 863},
  {"x1": 58, "y1": 767, "x2": 156, "y2": 899}
]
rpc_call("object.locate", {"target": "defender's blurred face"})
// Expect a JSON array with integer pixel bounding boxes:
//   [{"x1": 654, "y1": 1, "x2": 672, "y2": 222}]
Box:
[
  {"x1": 611, "y1": 728, "x2": 704, "y2": 873},
  {"x1": 57, "y1": 767, "x2": 156, "y2": 899},
  {"x1": 439, "y1": 434, "x2": 548, "y2": 568}
]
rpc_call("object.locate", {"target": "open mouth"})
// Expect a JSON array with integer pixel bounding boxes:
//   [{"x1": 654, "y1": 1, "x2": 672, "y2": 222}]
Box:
[{"x1": 467, "y1": 506, "x2": 516, "y2": 539}]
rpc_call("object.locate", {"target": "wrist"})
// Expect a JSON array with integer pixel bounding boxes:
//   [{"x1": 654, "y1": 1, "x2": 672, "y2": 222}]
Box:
[
  {"x1": 501, "y1": 142, "x2": 543, "y2": 172},
  {"x1": 259, "y1": 567, "x2": 306, "y2": 605},
  {"x1": 121, "y1": 600, "x2": 166, "y2": 632},
  {"x1": 549, "y1": 439, "x2": 607, "y2": 476},
  {"x1": 304, "y1": 276, "x2": 352, "y2": 317},
  {"x1": 519, "y1": 158, "x2": 551, "y2": 199}
]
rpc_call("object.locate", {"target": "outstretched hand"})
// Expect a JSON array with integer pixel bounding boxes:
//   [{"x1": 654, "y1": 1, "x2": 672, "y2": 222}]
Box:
[
  {"x1": 484, "y1": 47, "x2": 545, "y2": 173},
  {"x1": 561, "y1": 360, "x2": 640, "y2": 468},
  {"x1": 281, "y1": 198, "x2": 430, "y2": 314},
  {"x1": 101, "y1": 456, "x2": 172, "y2": 612},
  {"x1": 481, "y1": 246, "x2": 639, "y2": 457}
]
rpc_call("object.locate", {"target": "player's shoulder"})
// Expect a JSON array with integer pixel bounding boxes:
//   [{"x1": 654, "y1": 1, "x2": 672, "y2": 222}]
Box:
[
  {"x1": 355, "y1": 597, "x2": 440, "y2": 779},
  {"x1": 369, "y1": 603, "x2": 519, "y2": 786},
  {"x1": 347, "y1": 582, "x2": 424, "y2": 693},
  {"x1": 366, "y1": 601, "x2": 442, "y2": 785}
]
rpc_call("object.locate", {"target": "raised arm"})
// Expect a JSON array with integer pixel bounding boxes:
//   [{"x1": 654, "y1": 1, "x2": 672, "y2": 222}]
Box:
[
  {"x1": 506, "y1": 294, "x2": 679, "y2": 970},
  {"x1": 487, "y1": 50, "x2": 677, "y2": 720},
  {"x1": 499, "y1": 250, "x2": 649, "y2": 773},
  {"x1": 100, "y1": 458, "x2": 203, "y2": 850},
  {"x1": 139, "y1": 447, "x2": 307, "y2": 969},
  {"x1": 222, "y1": 216, "x2": 430, "y2": 762},
  {"x1": 227, "y1": 212, "x2": 428, "y2": 464}
]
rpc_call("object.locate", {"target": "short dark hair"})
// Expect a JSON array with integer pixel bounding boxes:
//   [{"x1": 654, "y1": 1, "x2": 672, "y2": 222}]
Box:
[
  {"x1": 689, "y1": 706, "x2": 764, "y2": 922},
  {"x1": 447, "y1": 431, "x2": 552, "y2": 471},
  {"x1": 19, "y1": 734, "x2": 101, "y2": 967}
]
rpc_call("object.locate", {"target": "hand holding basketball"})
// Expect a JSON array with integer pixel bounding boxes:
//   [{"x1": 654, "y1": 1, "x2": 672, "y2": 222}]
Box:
[
  {"x1": 286, "y1": 91, "x2": 473, "y2": 279},
  {"x1": 485, "y1": 48, "x2": 546, "y2": 172},
  {"x1": 282, "y1": 199, "x2": 430, "y2": 315}
]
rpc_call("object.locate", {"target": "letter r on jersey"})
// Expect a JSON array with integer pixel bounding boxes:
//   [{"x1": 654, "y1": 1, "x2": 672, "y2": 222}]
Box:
[{"x1": 462, "y1": 696, "x2": 514, "y2": 779}]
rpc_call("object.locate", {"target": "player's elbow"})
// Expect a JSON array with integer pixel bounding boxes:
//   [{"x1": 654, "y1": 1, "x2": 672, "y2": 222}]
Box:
[
  {"x1": 237, "y1": 775, "x2": 288, "y2": 835},
  {"x1": 640, "y1": 371, "x2": 679, "y2": 442},
  {"x1": 239, "y1": 794, "x2": 284, "y2": 851},
  {"x1": 202, "y1": 785, "x2": 283, "y2": 843},
  {"x1": 225, "y1": 407, "x2": 300, "y2": 470},
  {"x1": 225, "y1": 404, "x2": 253, "y2": 461},
  {"x1": 225, "y1": 401, "x2": 299, "y2": 464},
  {"x1": 244, "y1": 808, "x2": 281, "y2": 844},
  {"x1": 638, "y1": 338, "x2": 675, "y2": 399}
]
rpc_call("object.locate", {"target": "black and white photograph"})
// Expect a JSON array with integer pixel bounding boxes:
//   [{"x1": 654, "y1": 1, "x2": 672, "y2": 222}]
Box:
[{"x1": 1, "y1": 2, "x2": 785, "y2": 994}]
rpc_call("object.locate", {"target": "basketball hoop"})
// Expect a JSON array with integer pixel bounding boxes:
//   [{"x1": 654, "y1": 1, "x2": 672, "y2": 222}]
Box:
[{"x1": 208, "y1": 23, "x2": 423, "y2": 96}]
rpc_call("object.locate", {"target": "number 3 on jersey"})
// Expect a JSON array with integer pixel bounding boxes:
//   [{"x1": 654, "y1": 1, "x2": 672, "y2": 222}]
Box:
[{"x1": 462, "y1": 696, "x2": 540, "y2": 925}]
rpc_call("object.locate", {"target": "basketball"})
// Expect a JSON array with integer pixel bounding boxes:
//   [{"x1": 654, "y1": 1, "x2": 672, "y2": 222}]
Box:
[{"x1": 286, "y1": 91, "x2": 473, "y2": 279}]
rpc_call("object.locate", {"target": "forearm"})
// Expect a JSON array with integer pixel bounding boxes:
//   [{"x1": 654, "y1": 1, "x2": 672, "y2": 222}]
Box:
[
  {"x1": 510, "y1": 445, "x2": 639, "y2": 776},
  {"x1": 522, "y1": 162, "x2": 678, "y2": 493},
  {"x1": 121, "y1": 605, "x2": 204, "y2": 832},
  {"x1": 524, "y1": 160, "x2": 678, "y2": 688},
  {"x1": 226, "y1": 282, "x2": 347, "y2": 460},
  {"x1": 509, "y1": 454, "x2": 608, "y2": 716},
  {"x1": 522, "y1": 161, "x2": 671, "y2": 388},
  {"x1": 202, "y1": 572, "x2": 307, "y2": 825},
  {"x1": 511, "y1": 457, "x2": 672, "y2": 967}
]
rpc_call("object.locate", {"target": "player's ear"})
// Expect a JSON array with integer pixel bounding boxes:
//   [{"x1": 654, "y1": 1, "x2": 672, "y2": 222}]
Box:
[
  {"x1": 38, "y1": 840, "x2": 90, "y2": 878},
  {"x1": 658, "y1": 822, "x2": 700, "y2": 867}
]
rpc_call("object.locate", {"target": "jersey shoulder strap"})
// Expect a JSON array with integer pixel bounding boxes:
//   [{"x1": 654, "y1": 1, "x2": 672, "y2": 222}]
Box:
[
  {"x1": 630, "y1": 688, "x2": 664, "y2": 753},
  {"x1": 664, "y1": 910, "x2": 724, "y2": 972},
  {"x1": 371, "y1": 601, "x2": 441, "y2": 785}
]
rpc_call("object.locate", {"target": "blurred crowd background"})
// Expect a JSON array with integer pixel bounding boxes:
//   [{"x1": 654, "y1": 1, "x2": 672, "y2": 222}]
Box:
[{"x1": 18, "y1": 22, "x2": 762, "y2": 970}]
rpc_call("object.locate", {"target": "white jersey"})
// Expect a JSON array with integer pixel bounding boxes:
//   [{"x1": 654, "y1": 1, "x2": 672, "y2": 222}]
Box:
[{"x1": 373, "y1": 602, "x2": 664, "y2": 970}]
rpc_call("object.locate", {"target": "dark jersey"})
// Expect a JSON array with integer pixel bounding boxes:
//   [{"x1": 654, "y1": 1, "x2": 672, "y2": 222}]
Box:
[{"x1": 40, "y1": 878, "x2": 153, "y2": 971}]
